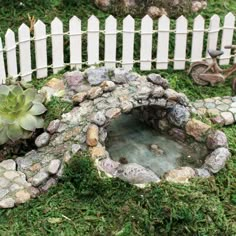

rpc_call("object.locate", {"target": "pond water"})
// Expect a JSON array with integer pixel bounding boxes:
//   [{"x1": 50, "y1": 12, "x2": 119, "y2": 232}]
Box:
[{"x1": 106, "y1": 114, "x2": 207, "y2": 177}]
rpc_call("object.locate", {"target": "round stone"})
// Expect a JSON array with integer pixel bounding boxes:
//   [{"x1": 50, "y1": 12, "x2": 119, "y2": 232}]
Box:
[
  {"x1": 207, "y1": 108, "x2": 220, "y2": 116},
  {"x1": 222, "y1": 99, "x2": 232, "y2": 104},
  {"x1": 195, "y1": 168, "x2": 211, "y2": 178},
  {"x1": 35, "y1": 132, "x2": 50, "y2": 148},
  {"x1": 15, "y1": 190, "x2": 31, "y2": 204},
  {"x1": 206, "y1": 130, "x2": 228, "y2": 150},
  {"x1": 197, "y1": 108, "x2": 207, "y2": 115},
  {"x1": 0, "y1": 189, "x2": 9, "y2": 199},
  {"x1": 91, "y1": 111, "x2": 106, "y2": 126},
  {"x1": 204, "y1": 98, "x2": 215, "y2": 103},
  {"x1": 0, "y1": 160, "x2": 16, "y2": 170},
  {"x1": 48, "y1": 159, "x2": 61, "y2": 175},
  {"x1": 167, "y1": 104, "x2": 190, "y2": 127},
  {"x1": 231, "y1": 102, "x2": 236, "y2": 108},
  {"x1": 193, "y1": 102, "x2": 204, "y2": 109},
  {"x1": 0, "y1": 177, "x2": 10, "y2": 188},
  {"x1": 164, "y1": 167, "x2": 195, "y2": 183},
  {"x1": 100, "y1": 81, "x2": 116, "y2": 92},
  {"x1": 3, "y1": 171, "x2": 20, "y2": 180},
  {"x1": 204, "y1": 147, "x2": 231, "y2": 173},
  {"x1": 0, "y1": 198, "x2": 15, "y2": 208},
  {"x1": 47, "y1": 119, "x2": 61, "y2": 134},
  {"x1": 229, "y1": 108, "x2": 236, "y2": 114},
  {"x1": 221, "y1": 112, "x2": 234, "y2": 125},
  {"x1": 32, "y1": 172, "x2": 49, "y2": 187}
]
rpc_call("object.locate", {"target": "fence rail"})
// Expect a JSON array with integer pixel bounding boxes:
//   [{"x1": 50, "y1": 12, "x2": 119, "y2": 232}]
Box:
[{"x1": 0, "y1": 12, "x2": 236, "y2": 84}]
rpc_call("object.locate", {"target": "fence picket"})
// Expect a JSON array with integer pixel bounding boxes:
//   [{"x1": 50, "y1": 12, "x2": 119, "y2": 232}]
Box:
[
  {"x1": 220, "y1": 12, "x2": 235, "y2": 65},
  {"x1": 5, "y1": 29, "x2": 18, "y2": 78},
  {"x1": 156, "y1": 15, "x2": 170, "y2": 69},
  {"x1": 0, "y1": 38, "x2": 6, "y2": 84},
  {"x1": 87, "y1": 15, "x2": 99, "y2": 65},
  {"x1": 174, "y1": 16, "x2": 188, "y2": 70},
  {"x1": 105, "y1": 15, "x2": 117, "y2": 68},
  {"x1": 206, "y1": 14, "x2": 220, "y2": 62},
  {"x1": 69, "y1": 16, "x2": 82, "y2": 70},
  {"x1": 122, "y1": 15, "x2": 135, "y2": 70},
  {"x1": 140, "y1": 15, "x2": 153, "y2": 70},
  {"x1": 191, "y1": 15, "x2": 205, "y2": 62},
  {"x1": 34, "y1": 20, "x2": 47, "y2": 78},
  {"x1": 51, "y1": 17, "x2": 64, "y2": 73},
  {"x1": 18, "y1": 24, "x2": 31, "y2": 82}
]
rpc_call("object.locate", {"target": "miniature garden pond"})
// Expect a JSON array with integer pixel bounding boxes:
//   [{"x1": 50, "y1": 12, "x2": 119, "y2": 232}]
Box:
[{"x1": 106, "y1": 113, "x2": 207, "y2": 177}]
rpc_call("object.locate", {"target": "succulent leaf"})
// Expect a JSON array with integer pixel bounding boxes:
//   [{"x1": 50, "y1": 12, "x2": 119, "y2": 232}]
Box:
[
  {"x1": 29, "y1": 102, "x2": 47, "y2": 116},
  {"x1": 0, "y1": 85, "x2": 47, "y2": 145}
]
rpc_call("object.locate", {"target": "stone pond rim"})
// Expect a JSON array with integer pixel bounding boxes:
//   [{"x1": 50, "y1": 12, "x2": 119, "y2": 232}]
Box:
[{"x1": 0, "y1": 67, "x2": 231, "y2": 208}]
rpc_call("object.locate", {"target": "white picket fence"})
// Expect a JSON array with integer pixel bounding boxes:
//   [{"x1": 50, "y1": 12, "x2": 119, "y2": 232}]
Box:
[{"x1": 0, "y1": 12, "x2": 236, "y2": 84}]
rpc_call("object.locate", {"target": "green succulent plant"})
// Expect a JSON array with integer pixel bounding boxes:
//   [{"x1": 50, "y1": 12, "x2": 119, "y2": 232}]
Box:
[{"x1": 0, "y1": 85, "x2": 47, "y2": 145}]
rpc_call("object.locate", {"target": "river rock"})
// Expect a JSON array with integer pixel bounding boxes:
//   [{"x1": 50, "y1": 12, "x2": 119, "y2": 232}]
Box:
[
  {"x1": 87, "y1": 87, "x2": 103, "y2": 99},
  {"x1": 86, "y1": 67, "x2": 111, "y2": 85},
  {"x1": 147, "y1": 74, "x2": 169, "y2": 89},
  {"x1": 90, "y1": 145, "x2": 107, "y2": 159},
  {"x1": 96, "y1": 157, "x2": 120, "y2": 176},
  {"x1": 100, "y1": 81, "x2": 116, "y2": 92},
  {"x1": 105, "y1": 108, "x2": 121, "y2": 119},
  {"x1": 15, "y1": 190, "x2": 31, "y2": 204},
  {"x1": 152, "y1": 86, "x2": 164, "y2": 98},
  {"x1": 72, "y1": 92, "x2": 87, "y2": 103},
  {"x1": 91, "y1": 111, "x2": 106, "y2": 126},
  {"x1": 164, "y1": 167, "x2": 196, "y2": 183},
  {"x1": 195, "y1": 168, "x2": 211, "y2": 178},
  {"x1": 47, "y1": 119, "x2": 60, "y2": 134},
  {"x1": 48, "y1": 159, "x2": 61, "y2": 175},
  {"x1": 35, "y1": 132, "x2": 50, "y2": 148},
  {"x1": 206, "y1": 130, "x2": 228, "y2": 150},
  {"x1": 185, "y1": 119, "x2": 211, "y2": 141},
  {"x1": 204, "y1": 147, "x2": 231, "y2": 173},
  {"x1": 167, "y1": 104, "x2": 190, "y2": 127},
  {"x1": 31, "y1": 172, "x2": 49, "y2": 187},
  {"x1": 86, "y1": 124, "x2": 99, "y2": 147},
  {"x1": 111, "y1": 68, "x2": 128, "y2": 84},
  {"x1": 0, "y1": 160, "x2": 16, "y2": 171},
  {"x1": 0, "y1": 198, "x2": 15, "y2": 208},
  {"x1": 64, "y1": 71, "x2": 84, "y2": 90},
  {"x1": 114, "y1": 163, "x2": 160, "y2": 184}
]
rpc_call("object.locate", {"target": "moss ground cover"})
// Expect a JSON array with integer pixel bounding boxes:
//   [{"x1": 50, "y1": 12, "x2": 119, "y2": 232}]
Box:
[{"x1": 0, "y1": 0, "x2": 236, "y2": 235}]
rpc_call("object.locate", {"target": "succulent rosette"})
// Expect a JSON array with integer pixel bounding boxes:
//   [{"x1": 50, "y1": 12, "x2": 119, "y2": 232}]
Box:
[{"x1": 0, "y1": 85, "x2": 47, "y2": 145}]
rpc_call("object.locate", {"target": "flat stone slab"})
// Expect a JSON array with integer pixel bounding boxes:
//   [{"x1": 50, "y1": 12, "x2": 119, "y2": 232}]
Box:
[{"x1": 192, "y1": 96, "x2": 236, "y2": 126}]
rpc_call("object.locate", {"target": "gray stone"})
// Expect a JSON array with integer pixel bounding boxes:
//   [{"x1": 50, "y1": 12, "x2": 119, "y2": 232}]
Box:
[
  {"x1": 0, "y1": 198, "x2": 15, "y2": 208},
  {"x1": 91, "y1": 111, "x2": 106, "y2": 126},
  {"x1": 167, "y1": 104, "x2": 190, "y2": 127},
  {"x1": 64, "y1": 71, "x2": 84, "y2": 89},
  {"x1": 0, "y1": 189, "x2": 9, "y2": 199},
  {"x1": 71, "y1": 144, "x2": 81, "y2": 154},
  {"x1": 0, "y1": 160, "x2": 16, "y2": 170},
  {"x1": 205, "y1": 102, "x2": 216, "y2": 109},
  {"x1": 114, "y1": 163, "x2": 160, "y2": 184},
  {"x1": 32, "y1": 172, "x2": 49, "y2": 187},
  {"x1": 41, "y1": 178, "x2": 57, "y2": 192},
  {"x1": 126, "y1": 72, "x2": 139, "y2": 81},
  {"x1": 10, "y1": 183, "x2": 24, "y2": 192},
  {"x1": 96, "y1": 158, "x2": 120, "y2": 176},
  {"x1": 168, "y1": 128, "x2": 186, "y2": 142},
  {"x1": 86, "y1": 67, "x2": 111, "y2": 85},
  {"x1": 221, "y1": 112, "x2": 234, "y2": 125},
  {"x1": 149, "y1": 98, "x2": 166, "y2": 107},
  {"x1": 0, "y1": 177, "x2": 10, "y2": 188},
  {"x1": 111, "y1": 68, "x2": 128, "y2": 84},
  {"x1": 204, "y1": 147, "x2": 231, "y2": 173},
  {"x1": 195, "y1": 168, "x2": 211, "y2": 178},
  {"x1": 206, "y1": 130, "x2": 228, "y2": 150},
  {"x1": 35, "y1": 132, "x2": 50, "y2": 148},
  {"x1": 4, "y1": 171, "x2": 20, "y2": 180},
  {"x1": 152, "y1": 86, "x2": 164, "y2": 98},
  {"x1": 47, "y1": 119, "x2": 60, "y2": 134},
  {"x1": 217, "y1": 104, "x2": 229, "y2": 111},
  {"x1": 135, "y1": 86, "x2": 152, "y2": 100},
  {"x1": 121, "y1": 101, "x2": 133, "y2": 113},
  {"x1": 48, "y1": 160, "x2": 61, "y2": 175},
  {"x1": 147, "y1": 74, "x2": 169, "y2": 88}
]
